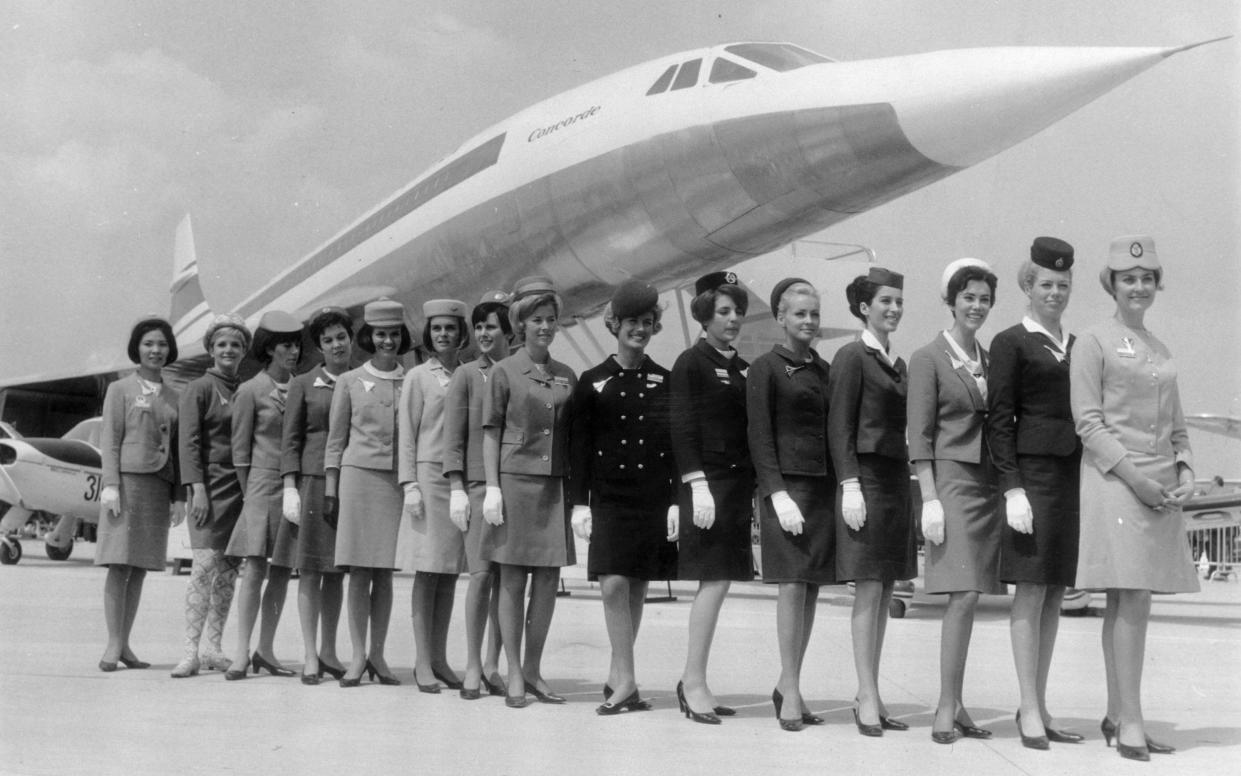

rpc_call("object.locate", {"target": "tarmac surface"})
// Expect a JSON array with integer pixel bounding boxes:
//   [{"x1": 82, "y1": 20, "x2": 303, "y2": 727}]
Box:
[{"x1": 1, "y1": 540, "x2": 1238, "y2": 776}]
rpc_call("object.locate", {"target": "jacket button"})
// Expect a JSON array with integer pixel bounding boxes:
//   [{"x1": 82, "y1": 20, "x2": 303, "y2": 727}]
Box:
[
  {"x1": 637, "y1": 464, "x2": 644, "y2": 470},
  {"x1": 638, "y1": 439, "x2": 644, "y2": 445},
  {"x1": 541, "y1": 455, "x2": 549, "y2": 461},
  {"x1": 620, "y1": 392, "x2": 626, "y2": 397},
  {"x1": 619, "y1": 464, "x2": 625, "y2": 470},
  {"x1": 638, "y1": 415, "x2": 644, "y2": 421},
  {"x1": 543, "y1": 429, "x2": 550, "y2": 435},
  {"x1": 638, "y1": 393, "x2": 645, "y2": 398},
  {"x1": 544, "y1": 403, "x2": 552, "y2": 409},
  {"x1": 621, "y1": 439, "x2": 627, "y2": 445},
  {"x1": 620, "y1": 415, "x2": 626, "y2": 420}
]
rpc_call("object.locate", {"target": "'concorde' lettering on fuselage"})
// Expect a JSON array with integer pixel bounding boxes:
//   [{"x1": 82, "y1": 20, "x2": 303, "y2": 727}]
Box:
[{"x1": 527, "y1": 105, "x2": 602, "y2": 142}]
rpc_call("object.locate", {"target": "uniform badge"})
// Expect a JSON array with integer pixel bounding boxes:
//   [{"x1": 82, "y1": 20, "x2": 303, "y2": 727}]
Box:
[
  {"x1": 1130, "y1": 241, "x2": 1144, "y2": 258},
  {"x1": 134, "y1": 394, "x2": 151, "y2": 408},
  {"x1": 554, "y1": 376, "x2": 571, "y2": 388},
  {"x1": 361, "y1": 379, "x2": 376, "y2": 392},
  {"x1": 313, "y1": 377, "x2": 333, "y2": 389},
  {"x1": 714, "y1": 368, "x2": 729, "y2": 380},
  {"x1": 725, "y1": 271, "x2": 737, "y2": 284},
  {"x1": 784, "y1": 365, "x2": 804, "y2": 378},
  {"x1": 593, "y1": 378, "x2": 611, "y2": 393},
  {"x1": 648, "y1": 374, "x2": 663, "y2": 384},
  {"x1": 1117, "y1": 337, "x2": 1137, "y2": 358},
  {"x1": 1054, "y1": 257, "x2": 1065, "y2": 268},
  {"x1": 739, "y1": 368, "x2": 747, "y2": 378},
  {"x1": 215, "y1": 389, "x2": 230, "y2": 407}
]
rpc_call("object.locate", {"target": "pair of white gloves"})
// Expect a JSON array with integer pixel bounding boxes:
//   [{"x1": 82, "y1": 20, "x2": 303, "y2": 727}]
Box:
[
  {"x1": 101, "y1": 486, "x2": 185, "y2": 526},
  {"x1": 769, "y1": 480, "x2": 867, "y2": 536},
  {"x1": 570, "y1": 504, "x2": 680, "y2": 542},
  {"x1": 919, "y1": 488, "x2": 1034, "y2": 545},
  {"x1": 399, "y1": 483, "x2": 471, "y2": 532}
]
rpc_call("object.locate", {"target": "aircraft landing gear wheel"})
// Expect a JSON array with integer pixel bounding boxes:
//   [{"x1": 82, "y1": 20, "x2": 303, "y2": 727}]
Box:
[
  {"x1": 888, "y1": 598, "x2": 906, "y2": 619},
  {"x1": 1, "y1": 539, "x2": 21, "y2": 565},
  {"x1": 45, "y1": 541, "x2": 73, "y2": 561}
]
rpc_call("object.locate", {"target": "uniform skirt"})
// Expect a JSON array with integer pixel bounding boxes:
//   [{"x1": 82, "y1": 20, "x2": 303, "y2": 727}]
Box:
[
  {"x1": 482, "y1": 473, "x2": 574, "y2": 568},
  {"x1": 226, "y1": 466, "x2": 296, "y2": 565},
  {"x1": 924, "y1": 459, "x2": 1004, "y2": 595},
  {"x1": 835, "y1": 454, "x2": 916, "y2": 583},
  {"x1": 1076, "y1": 451, "x2": 1199, "y2": 593},
  {"x1": 94, "y1": 473, "x2": 173, "y2": 571},
  {"x1": 677, "y1": 466, "x2": 756, "y2": 582},
  {"x1": 758, "y1": 474, "x2": 835, "y2": 584},
  {"x1": 587, "y1": 479, "x2": 678, "y2": 581},
  {"x1": 409, "y1": 461, "x2": 466, "y2": 574},
  {"x1": 294, "y1": 475, "x2": 339, "y2": 574},
  {"x1": 1001, "y1": 453, "x2": 1080, "y2": 587},
  {"x1": 462, "y1": 480, "x2": 492, "y2": 575},
  {"x1": 335, "y1": 465, "x2": 402, "y2": 570},
  {"x1": 189, "y1": 462, "x2": 243, "y2": 551}
]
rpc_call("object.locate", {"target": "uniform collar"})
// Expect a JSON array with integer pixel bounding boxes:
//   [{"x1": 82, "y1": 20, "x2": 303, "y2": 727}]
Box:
[
  {"x1": 859, "y1": 329, "x2": 895, "y2": 366},
  {"x1": 694, "y1": 338, "x2": 746, "y2": 369},
  {"x1": 604, "y1": 354, "x2": 649, "y2": 375},
  {"x1": 1021, "y1": 315, "x2": 1071, "y2": 353}
]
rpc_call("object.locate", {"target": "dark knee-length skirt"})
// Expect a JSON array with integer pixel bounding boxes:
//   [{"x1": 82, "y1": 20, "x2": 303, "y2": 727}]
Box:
[
  {"x1": 835, "y1": 454, "x2": 916, "y2": 583},
  {"x1": 189, "y1": 462, "x2": 243, "y2": 551},
  {"x1": 587, "y1": 479, "x2": 677, "y2": 581},
  {"x1": 677, "y1": 466, "x2": 755, "y2": 582},
  {"x1": 759, "y1": 474, "x2": 835, "y2": 584},
  {"x1": 294, "y1": 475, "x2": 340, "y2": 574},
  {"x1": 1001, "y1": 453, "x2": 1080, "y2": 587}
]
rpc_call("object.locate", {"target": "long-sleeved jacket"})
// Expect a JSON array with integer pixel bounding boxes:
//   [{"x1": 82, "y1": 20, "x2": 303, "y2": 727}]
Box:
[
  {"x1": 280, "y1": 366, "x2": 336, "y2": 478},
  {"x1": 441, "y1": 356, "x2": 496, "y2": 483},
  {"x1": 231, "y1": 371, "x2": 286, "y2": 472},
  {"x1": 483, "y1": 348, "x2": 576, "y2": 478},
  {"x1": 747, "y1": 345, "x2": 833, "y2": 498},
  {"x1": 568, "y1": 355, "x2": 676, "y2": 507},
  {"x1": 987, "y1": 322, "x2": 1080, "y2": 492},
  {"x1": 179, "y1": 370, "x2": 240, "y2": 486},
  {"x1": 100, "y1": 373, "x2": 179, "y2": 487},
  {"x1": 1069, "y1": 317, "x2": 1191, "y2": 474},
  {"x1": 827, "y1": 338, "x2": 908, "y2": 482},
  {"x1": 908, "y1": 332, "x2": 990, "y2": 464},
  {"x1": 397, "y1": 357, "x2": 454, "y2": 484},
  {"x1": 324, "y1": 363, "x2": 404, "y2": 472},
  {"x1": 670, "y1": 339, "x2": 751, "y2": 478}
]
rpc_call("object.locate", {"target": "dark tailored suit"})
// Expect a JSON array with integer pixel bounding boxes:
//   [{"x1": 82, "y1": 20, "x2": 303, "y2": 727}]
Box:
[
  {"x1": 568, "y1": 355, "x2": 677, "y2": 579},
  {"x1": 747, "y1": 345, "x2": 835, "y2": 584},
  {"x1": 670, "y1": 339, "x2": 754, "y2": 581},
  {"x1": 987, "y1": 322, "x2": 1081, "y2": 586},
  {"x1": 178, "y1": 370, "x2": 243, "y2": 550},
  {"x1": 279, "y1": 365, "x2": 339, "y2": 572},
  {"x1": 827, "y1": 339, "x2": 916, "y2": 582}
]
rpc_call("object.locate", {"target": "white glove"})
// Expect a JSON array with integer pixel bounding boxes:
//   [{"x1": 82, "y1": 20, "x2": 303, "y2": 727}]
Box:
[
  {"x1": 169, "y1": 501, "x2": 186, "y2": 527},
  {"x1": 1005, "y1": 489, "x2": 1034, "y2": 535},
  {"x1": 689, "y1": 479, "x2": 715, "y2": 529},
  {"x1": 449, "y1": 489, "x2": 470, "y2": 532},
  {"x1": 921, "y1": 499, "x2": 945, "y2": 545},
  {"x1": 403, "y1": 482, "x2": 424, "y2": 522},
  {"x1": 841, "y1": 480, "x2": 867, "y2": 531},
  {"x1": 483, "y1": 486, "x2": 504, "y2": 526},
  {"x1": 100, "y1": 485, "x2": 120, "y2": 517},
  {"x1": 282, "y1": 487, "x2": 302, "y2": 525},
  {"x1": 771, "y1": 490, "x2": 805, "y2": 535},
  {"x1": 571, "y1": 505, "x2": 592, "y2": 540},
  {"x1": 666, "y1": 505, "x2": 679, "y2": 542}
]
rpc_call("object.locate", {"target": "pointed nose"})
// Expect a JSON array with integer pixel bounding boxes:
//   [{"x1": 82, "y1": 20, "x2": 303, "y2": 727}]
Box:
[{"x1": 880, "y1": 45, "x2": 1188, "y2": 168}]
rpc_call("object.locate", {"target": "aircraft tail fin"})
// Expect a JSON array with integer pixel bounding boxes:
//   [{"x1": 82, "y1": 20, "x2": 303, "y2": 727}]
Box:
[{"x1": 169, "y1": 215, "x2": 213, "y2": 350}]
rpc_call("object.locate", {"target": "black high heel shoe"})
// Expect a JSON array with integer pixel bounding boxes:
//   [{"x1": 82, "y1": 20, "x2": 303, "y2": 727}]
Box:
[
  {"x1": 317, "y1": 656, "x2": 346, "y2": 680},
  {"x1": 1045, "y1": 726, "x2": 1084, "y2": 744},
  {"x1": 880, "y1": 715, "x2": 909, "y2": 731},
  {"x1": 1115, "y1": 722, "x2": 1150, "y2": 762},
  {"x1": 1016, "y1": 710, "x2": 1049, "y2": 750},
  {"x1": 98, "y1": 660, "x2": 118, "y2": 673},
  {"x1": 676, "y1": 681, "x2": 720, "y2": 725},
  {"x1": 772, "y1": 689, "x2": 805, "y2": 732},
  {"x1": 486, "y1": 671, "x2": 506, "y2": 697},
  {"x1": 413, "y1": 667, "x2": 441, "y2": 693},
  {"x1": 251, "y1": 652, "x2": 295, "y2": 678},
  {"x1": 365, "y1": 660, "x2": 401, "y2": 686},
  {"x1": 954, "y1": 713, "x2": 992, "y2": 739},
  {"x1": 1101, "y1": 717, "x2": 1174, "y2": 754},
  {"x1": 118, "y1": 656, "x2": 150, "y2": 669},
  {"x1": 339, "y1": 672, "x2": 362, "y2": 688},
  {"x1": 432, "y1": 668, "x2": 463, "y2": 690},
  {"x1": 931, "y1": 727, "x2": 960, "y2": 745},
  {"x1": 300, "y1": 671, "x2": 321, "y2": 686},
  {"x1": 527, "y1": 683, "x2": 566, "y2": 704},
  {"x1": 852, "y1": 706, "x2": 883, "y2": 737},
  {"x1": 801, "y1": 711, "x2": 825, "y2": 726}
]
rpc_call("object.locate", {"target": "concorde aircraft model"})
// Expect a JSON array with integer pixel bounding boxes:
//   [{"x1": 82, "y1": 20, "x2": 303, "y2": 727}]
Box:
[{"x1": 164, "y1": 38, "x2": 1222, "y2": 357}]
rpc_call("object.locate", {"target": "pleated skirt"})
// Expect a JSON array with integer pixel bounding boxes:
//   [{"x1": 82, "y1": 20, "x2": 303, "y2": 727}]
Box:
[
  {"x1": 94, "y1": 472, "x2": 173, "y2": 571},
  {"x1": 835, "y1": 454, "x2": 917, "y2": 583},
  {"x1": 408, "y1": 461, "x2": 466, "y2": 574},
  {"x1": 335, "y1": 465, "x2": 402, "y2": 571},
  {"x1": 923, "y1": 459, "x2": 1004, "y2": 595},
  {"x1": 226, "y1": 466, "x2": 296, "y2": 566}
]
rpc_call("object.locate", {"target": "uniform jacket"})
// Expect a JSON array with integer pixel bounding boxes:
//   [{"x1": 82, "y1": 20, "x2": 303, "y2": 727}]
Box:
[
  {"x1": 441, "y1": 356, "x2": 496, "y2": 483},
  {"x1": 908, "y1": 332, "x2": 991, "y2": 464},
  {"x1": 747, "y1": 345, "x2": 834, "y2": 498},
  {"x1": 100, "y1": 373, "x2": 180, "y2": 487},
  {"x1": 231, "y1": 371, "x2": 287, "y2": 472},
  {"x1": 670, "y1": 339, "x2": 751, "y2": 478},
  {"x1": 179, "y1": 369, "x2": 240, "y2": 485},
  {"x1": 1070, "y1": 317, "x2": 1191, "y2": 474},
  {"x1": 568, "y1": 355, "x2": 676, "y2": 507},
  {"x1": 280, "y1": 365, "x2": 336, "y2": 479},
  {"x1": 397, "y1": 357, "x2": 455, "y2": 484},
  {"x1": 324, "y1": 362, "x2": 404, "y2": 472},
  {"x1": 484, "y1": 348, "x2": 576, "y2": 477},
  {"x1": 827, "y1": 338, "x2": 908, "y2": 482},
  {"x1": 987, "y1": 322, "x2": 1081, "y2": 492}
]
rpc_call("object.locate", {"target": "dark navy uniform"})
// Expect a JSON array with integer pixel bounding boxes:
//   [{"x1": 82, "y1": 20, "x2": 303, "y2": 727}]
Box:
[
  {"x1": 747, "y1": 345, "x2": 836, "y2": 584},
  {"x1": 670, "y1": 340, "x2": 755, "y2": 581},
  {"x1": 988, "y1": 321, "x2": 1081, "y2": 586},
  {"x1": 568, "y1": 355, "x2": 677, "y2": 580}
]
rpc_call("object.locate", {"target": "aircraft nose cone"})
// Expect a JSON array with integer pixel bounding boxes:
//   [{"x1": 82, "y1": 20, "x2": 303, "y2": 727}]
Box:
[{"x1": 885, "y1": 46, "x2": 1178, "y2": 168}]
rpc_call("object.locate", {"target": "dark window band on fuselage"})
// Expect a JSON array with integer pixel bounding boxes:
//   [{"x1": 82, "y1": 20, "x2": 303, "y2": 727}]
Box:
[{"x1": 238, "y1": 133, "x2": 507, "y2": 317}]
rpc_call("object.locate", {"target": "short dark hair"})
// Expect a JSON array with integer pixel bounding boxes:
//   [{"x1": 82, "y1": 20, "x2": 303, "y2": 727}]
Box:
[
  {"x1": 252, "y1": 329, "x2": 302, "y2": 365},
  {"x1": 945, "y1": 266, "x2": 998, "y2": 307},
  {"x1": 356, "y1": 324, "x2": 413, "y2": 355},
  {"x1": 309, "y1": 311, "x2": 353, "y2": 344},
  {"x1": 127, "y1": 318, "x2": 178, "y2": 365},
  {"x1": 471, "y1": 301, "x2": 513, "y2": 336},
  {"x1": 690, "y1": 284, "x2": 747, "y2": 324},
  {"x1": 844, "y1": 275, "x2": 878, "y2": 322},
  {"x1": 421, "y1": 315, "x2": 469, "y2": 352}
]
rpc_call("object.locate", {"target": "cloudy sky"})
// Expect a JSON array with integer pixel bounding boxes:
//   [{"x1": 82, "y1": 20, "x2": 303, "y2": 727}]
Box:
[{"x1": 1, "y1": 1, "x2": 1237, "y2": 466}]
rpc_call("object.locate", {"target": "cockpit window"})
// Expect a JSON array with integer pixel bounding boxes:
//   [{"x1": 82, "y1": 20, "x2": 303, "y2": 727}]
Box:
[
  {"x1": 724, "y1": 43, "x2": 832, "y2": 72},
  {"x1": 671, "y1": 58, "x2": 701, "y2": 90},
  {"x1": 709, "y1": 58, "x2": 757, "y2": 84},
  {"x1": 647, "y1": 64, "x2": 677, "y2": 96}
]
